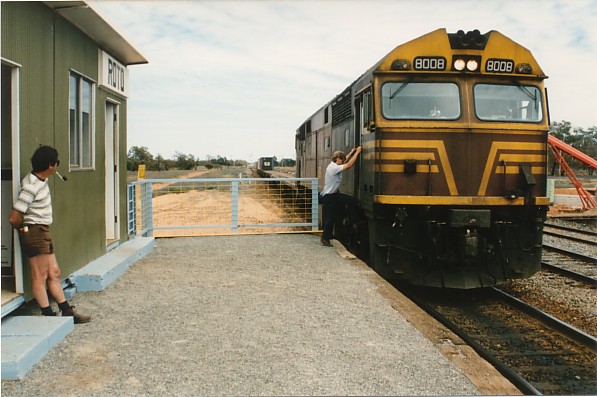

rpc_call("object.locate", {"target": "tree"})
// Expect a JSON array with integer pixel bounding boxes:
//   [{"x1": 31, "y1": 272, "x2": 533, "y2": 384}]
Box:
[
  {"x1": 278, "y1": 158, "x2": 296, "y2": 167},
  {"x1": 549, "y1": 121, "x2": 572, "y2": 141},
  {"x1": 127, "y1": 146, "x2": 155, "y2": 171},
  {"x1": 173, "y1": 151, "x2": 196, "y2": 170},
  {"x1": 154, "y1": 154, "x2": 167, "y2": 171},
  {"x1": 548, "y1": 121, "x2": 597, "y2": 175}
]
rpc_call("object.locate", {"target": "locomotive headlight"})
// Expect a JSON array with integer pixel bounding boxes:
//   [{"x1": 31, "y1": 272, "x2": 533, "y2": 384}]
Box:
[
  {"x1": 453, "y1": 58, "x2": 466, "y2": 71},
  {"x1": 466, "y1": 59, "x2": 479, "y2": 71},
  {"x1": 515, "y1": 63, "x2": 533, "y2": 74},
  {"x1": 453, "y1": 55, "x2": 482, "y2": 72},
  {"x1": 391, "y1": 59, "x2": 411, "y2": 70}
]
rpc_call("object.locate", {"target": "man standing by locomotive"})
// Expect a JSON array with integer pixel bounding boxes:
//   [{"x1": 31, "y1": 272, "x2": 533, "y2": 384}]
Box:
[
  {"x1": 319, "y1": 146, "x2": 362, "y2": 246},
  {"x1": 9, "y1": 146, "x2": 91, "y2": 323}
]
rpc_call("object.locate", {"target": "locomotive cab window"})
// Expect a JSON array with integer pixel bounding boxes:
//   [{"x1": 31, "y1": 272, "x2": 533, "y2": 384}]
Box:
[
  {"x1": 474, "y1": 84, "x2": 543, "y2": 122},
  {"x1": 381, "y1": 82, "x2": 460, "y2": 120}
]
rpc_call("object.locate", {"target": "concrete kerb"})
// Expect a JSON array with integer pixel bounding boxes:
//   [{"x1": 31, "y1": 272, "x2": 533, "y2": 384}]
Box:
[{"x1": 69, "y1": 237, "x2": 155, "y2": 292}]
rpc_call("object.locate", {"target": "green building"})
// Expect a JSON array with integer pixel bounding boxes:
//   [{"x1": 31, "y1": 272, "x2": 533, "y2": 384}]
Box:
[{"x1": 1, "y1": 1, "x2": 148, "y2": 313}]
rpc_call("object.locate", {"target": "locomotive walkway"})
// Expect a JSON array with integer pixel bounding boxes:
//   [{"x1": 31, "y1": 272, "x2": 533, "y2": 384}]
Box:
[{"x1": 2, "y1": 233, "x2": 517, "y2": 396}]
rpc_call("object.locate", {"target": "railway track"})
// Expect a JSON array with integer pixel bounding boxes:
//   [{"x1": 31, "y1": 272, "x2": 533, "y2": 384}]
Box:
[
  {"x1": 399, "y1": 284, "x2": 597, "y2": 395},
  {"x1": 541, "y1": 221, "x2": 597, "y2": 286},
  {"x1": 541, "y1": 245, "x2": 597, "y2": 286},
  {"x1": 544, "y1": 222, "x2": 597, "y2": 245}
]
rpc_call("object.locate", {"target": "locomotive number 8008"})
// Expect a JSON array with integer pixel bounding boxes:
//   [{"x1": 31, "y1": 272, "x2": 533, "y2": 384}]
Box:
[{"x1": 296, "y1": 29, "x2": 550, "y2": 288}]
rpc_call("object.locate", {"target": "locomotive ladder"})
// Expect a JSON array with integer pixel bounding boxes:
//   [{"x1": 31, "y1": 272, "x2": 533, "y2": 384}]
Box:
[{"x1": 548, "y1": 134, "x2": 597, "y2": 210}]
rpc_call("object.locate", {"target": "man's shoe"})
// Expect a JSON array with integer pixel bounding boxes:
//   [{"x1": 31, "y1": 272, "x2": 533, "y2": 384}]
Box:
[
  {"x1": 321, "y1": 237, "x2": 332, "y2": 247},
  {"x1": 62, "y1": 306, "x2": 91, "y2": 324}
]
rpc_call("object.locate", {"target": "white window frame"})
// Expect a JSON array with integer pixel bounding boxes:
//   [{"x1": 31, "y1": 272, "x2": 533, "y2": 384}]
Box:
[{"x1": 69, "y1": 70, "x2": 96, "y2": 170}]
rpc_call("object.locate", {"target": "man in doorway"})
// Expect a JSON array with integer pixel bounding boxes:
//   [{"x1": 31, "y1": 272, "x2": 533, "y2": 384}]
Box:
[
  {"x1": 9, "y1": 146, "x2": 91, "y2": 323},
  {"x1": 319, "y1": 146, "x2": 362, "y2": 246}
]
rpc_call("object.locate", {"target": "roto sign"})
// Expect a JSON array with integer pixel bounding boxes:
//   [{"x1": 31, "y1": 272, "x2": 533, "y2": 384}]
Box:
[{"x1": 99, "y1": 50, "x2": 129, "y2": 97}]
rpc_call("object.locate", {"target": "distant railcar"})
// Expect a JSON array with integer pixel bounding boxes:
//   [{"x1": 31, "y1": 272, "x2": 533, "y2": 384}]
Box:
[
  {"x1": 257, "y1": 157, "x2": 274, "y2": 171},
  {"x1": 296, "y1": 29, "x2": 550, "y2": 288}
]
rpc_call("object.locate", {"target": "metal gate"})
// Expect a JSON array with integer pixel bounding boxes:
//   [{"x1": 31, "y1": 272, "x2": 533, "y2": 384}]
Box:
[{"x1": 127, "y1": 178, "x2": 319, "y2": 237}]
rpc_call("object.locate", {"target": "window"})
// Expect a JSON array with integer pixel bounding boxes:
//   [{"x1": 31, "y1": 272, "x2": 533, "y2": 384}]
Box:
[
  {"x1": 344, "y1": 128, "x2": 350, "y2": 146},
  {"x1": 69, "y1": 72, "x2": 95, "y2": 168},
  {"x1": 381, "y1": 82, "x2": 460, "y2": 120},
  {"x1": 474, "y1": 84, "x2": 542, "y2": 122},
  {"x1": 359, "y1": 90, "x2": 373, "y2": 133},
  {"x1": 363, "y1": 91, "x2": 371, "y2": 128}
]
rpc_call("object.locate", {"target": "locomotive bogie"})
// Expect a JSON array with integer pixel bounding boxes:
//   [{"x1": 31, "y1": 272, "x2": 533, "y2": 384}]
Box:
[{"x1": 360, "y1": 204, "x2": 546, "y2": 288}]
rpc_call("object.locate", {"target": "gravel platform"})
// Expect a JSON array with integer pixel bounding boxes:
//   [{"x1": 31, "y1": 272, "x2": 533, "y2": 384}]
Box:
[{"x1": 2, "y1": 234, "x2": 479, "y2": 396}]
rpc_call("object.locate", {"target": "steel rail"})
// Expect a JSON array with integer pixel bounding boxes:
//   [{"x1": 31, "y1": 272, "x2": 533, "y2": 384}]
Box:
[
  {"x1": 542, "y1": 243, "x2": 596, "y2": 263},
  {"x1": 492, "y1": 287, "x2": 597, "y2": 350},
  {"x1": 543, "y1": 229, "x2": 597, "y2": 245},
  {"x1": 544, "y1": 222, "x2": 597, "y2": 238},
  {"x1": 401, "y1": 289, "x2": 541, "y2": 396},
  {"x1": 541, "y1": 261, "x2": 597, "y2": 286}
]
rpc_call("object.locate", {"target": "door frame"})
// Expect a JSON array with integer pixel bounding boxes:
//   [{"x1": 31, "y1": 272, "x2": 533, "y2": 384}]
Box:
[
  {"x1": 2, "y1": 58, "x2": 23, "y2": 294},
  {"x1": 104, "y1": 99, "x2": 120, "y2": 245}
]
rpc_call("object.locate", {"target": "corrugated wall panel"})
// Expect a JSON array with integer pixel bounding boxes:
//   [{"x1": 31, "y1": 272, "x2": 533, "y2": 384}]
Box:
[
  {"x1": 52, "y1": 14, "x2": 105, "y2": 273},
  {"x1": 1, "y1": 3, "x2": 54, "y2": 171}
]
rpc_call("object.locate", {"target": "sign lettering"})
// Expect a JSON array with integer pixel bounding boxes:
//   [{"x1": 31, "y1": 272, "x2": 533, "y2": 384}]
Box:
[
  {"x1": 485, "y1": 58, "x2": 514, "y2": 73},
  {"x1": 414, "y1": 57, "x2": 446, "y2": 71},
  {"x1": 98, "y1": 50, "x2": 129, "y2": 97}
]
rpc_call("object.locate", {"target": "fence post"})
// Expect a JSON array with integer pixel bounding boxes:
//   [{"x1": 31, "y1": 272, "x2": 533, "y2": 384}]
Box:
[
  {"x1": 311, "y1": 179, "x2": 319, "y2": 231},
  {"x1": 142, "y1": 182, "x2": 154, "y2": 237},
  {"x1": 231, "y1": 181, "x2": 239, "y2": 232},
  {"x1": 127, "y1": 184, "x2": 136, "y2": 236}
]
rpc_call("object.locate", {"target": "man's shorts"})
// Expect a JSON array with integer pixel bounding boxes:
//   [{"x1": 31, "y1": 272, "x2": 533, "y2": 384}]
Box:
[{"x1": 18, "y1": 224, "x2": 54, "y2": 257}]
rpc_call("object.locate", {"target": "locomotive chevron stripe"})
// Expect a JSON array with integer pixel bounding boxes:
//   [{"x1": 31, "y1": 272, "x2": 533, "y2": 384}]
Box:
[
  {"x1": 376, "y1": 164, "x2": 440, "y2": 173},
  {"x1": 376, "y1": 151, "x2": 439, "y2": 173},
  {"x1": 378, "y1": 140, "x2": 458, "y2": 195},
  {"x1": 478, "y1": 142, "x2": 546, "y2": 195}
]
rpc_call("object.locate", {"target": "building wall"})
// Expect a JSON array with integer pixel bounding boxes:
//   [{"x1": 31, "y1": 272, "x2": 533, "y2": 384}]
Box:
[{"x1": 2, "y1": 2, "x2": 130, "y2": 299}]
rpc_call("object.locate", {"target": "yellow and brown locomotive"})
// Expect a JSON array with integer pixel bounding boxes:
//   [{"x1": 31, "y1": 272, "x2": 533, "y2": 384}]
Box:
[{"x1": 296, "y1": 29, "x2": 550, "y2": 288}]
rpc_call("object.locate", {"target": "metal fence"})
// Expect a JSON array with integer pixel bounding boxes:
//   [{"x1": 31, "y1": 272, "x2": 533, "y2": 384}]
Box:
[{"x1": 127, "y1": 178, "x2": 319, "y2": 237}]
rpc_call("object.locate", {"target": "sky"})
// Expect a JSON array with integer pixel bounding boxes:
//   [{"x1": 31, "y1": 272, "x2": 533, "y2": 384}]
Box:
[{"x1": 89, "y1": 0, "x2": 597, "y2": 162}]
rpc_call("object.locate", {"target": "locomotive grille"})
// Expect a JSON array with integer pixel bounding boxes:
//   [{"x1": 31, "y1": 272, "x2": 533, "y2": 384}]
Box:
[{"x1": 332, "y1": 90, "x2": 352, "y2": 126}]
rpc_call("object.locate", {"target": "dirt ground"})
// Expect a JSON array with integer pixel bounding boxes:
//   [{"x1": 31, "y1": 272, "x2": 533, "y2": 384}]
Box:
[
  {"x1": 136, "y1": 168, "x2": 309, "y2": 237},
  {"x1": 550, "y1": 187, "x2": 597, "y2": 217},
  {"x1": 151, "y1": 189, "x2": 299, "y2": 237}
]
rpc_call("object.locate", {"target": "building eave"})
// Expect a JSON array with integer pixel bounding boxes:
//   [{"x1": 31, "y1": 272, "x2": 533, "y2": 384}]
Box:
[{"x1": 43, "y1": 1, "x2": 148, "y2": 66}]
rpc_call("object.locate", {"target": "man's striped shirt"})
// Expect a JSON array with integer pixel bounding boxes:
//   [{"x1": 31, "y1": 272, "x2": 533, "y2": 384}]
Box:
[{"x1": 13, "y1": 173, "x2": 53, "y2": 225}]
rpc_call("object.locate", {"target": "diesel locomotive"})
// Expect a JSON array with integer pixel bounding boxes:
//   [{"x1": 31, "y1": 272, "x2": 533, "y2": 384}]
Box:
[
  {"x1": 296, "y1": 29, "x2": 550, "y2": 288},
  {"x1": 257, "y1": 157, "x2": 274, "y2": 171}
]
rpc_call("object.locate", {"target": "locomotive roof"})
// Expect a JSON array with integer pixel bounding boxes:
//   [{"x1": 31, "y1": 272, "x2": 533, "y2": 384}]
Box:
[
  {"x1": 298, "y1": 28, "x2": 547, "y2": 130},
  {"x1": 390, "y1": 29, "x2": 541, "y2": 74},
  {"x1": 352, "y1": 28, "x2": 546, "y2": 92}
]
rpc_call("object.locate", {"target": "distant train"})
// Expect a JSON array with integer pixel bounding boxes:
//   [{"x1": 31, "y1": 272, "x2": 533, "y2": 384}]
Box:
[
  {"x1": 257, "y1": 157, "x2": 274, "y2": 171},
  {"x1": 296, "y1": 29, "x2": 550, "y2": 288}
]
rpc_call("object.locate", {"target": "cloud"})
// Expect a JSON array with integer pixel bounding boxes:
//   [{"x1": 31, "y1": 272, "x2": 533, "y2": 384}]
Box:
[{"x1": 91, "y1": 0, "x2": 597, "y2": 161}]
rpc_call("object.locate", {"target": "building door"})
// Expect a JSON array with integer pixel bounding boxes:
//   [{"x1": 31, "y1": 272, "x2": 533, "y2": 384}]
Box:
[
  {"x1": 105, "y1": 101, "x2": 120, "y2": 244},
  {"x1": 1, "y1": 61, "x2": 24, "y2": 304}
]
